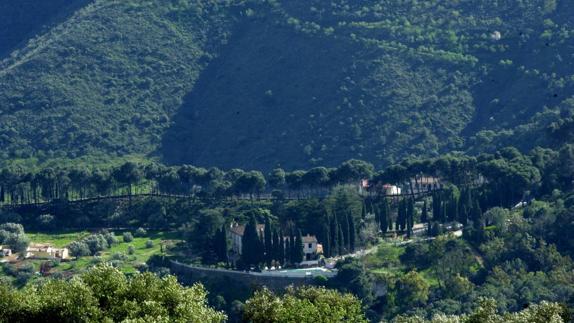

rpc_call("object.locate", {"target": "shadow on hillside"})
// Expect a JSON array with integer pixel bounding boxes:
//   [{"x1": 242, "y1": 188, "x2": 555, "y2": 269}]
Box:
[{"x1": 160, "y1": 19, "x2": 356, "y2": 170}]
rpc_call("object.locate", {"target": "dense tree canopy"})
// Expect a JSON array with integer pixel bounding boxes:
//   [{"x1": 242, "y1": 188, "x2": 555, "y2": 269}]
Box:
[{"x1": 0, "y1": 264, "x2": 226, "y2": 322}]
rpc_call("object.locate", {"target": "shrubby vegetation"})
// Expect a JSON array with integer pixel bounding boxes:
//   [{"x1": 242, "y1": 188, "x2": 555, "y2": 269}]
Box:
[
  {"x1": 0, "y1": 223, "x2": 29, "y2": 253},
  {"x1": 0, "y1": 0, "x2": 573, "y2": 170},
  {"x1": 0, "y1": 142, "x2": 573, "y2": 320},
  {"x1": 243, "y1": 286, "x2": 367, "y2": 323},
  {"x1": 0, "y1": 264, "x2": 226, "y2": 322}
]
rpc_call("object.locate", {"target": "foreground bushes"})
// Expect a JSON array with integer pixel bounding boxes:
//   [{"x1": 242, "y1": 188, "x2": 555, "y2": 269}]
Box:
[
  {"x1": 243, "y1": 286, "x2": 368, "y2": 323},
  {"x1": 0, "y1": 264, "x2": 226, "y2": 323}
]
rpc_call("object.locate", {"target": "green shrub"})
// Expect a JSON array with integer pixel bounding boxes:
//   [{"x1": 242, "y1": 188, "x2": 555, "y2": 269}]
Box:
[{"x1": 123, "y1": 232, "x2": 134, "y2": 243}]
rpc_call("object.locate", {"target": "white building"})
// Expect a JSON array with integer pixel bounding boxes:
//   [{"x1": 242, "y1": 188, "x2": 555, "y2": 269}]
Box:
[
  {"x1": 26, "y1": 243, "x2": 69, "y2": 260},
  {"x1": 0, "y1": 246, "x2": 12, "y2": 257},
  {"x1": 228, "y1": 223, "x2": 321, "y2": 263},
  {"x1": 228, "y1": 223, "x2": 265, "y2": 255},
  {"x1": 302, "y1": 234, "x2": 319, "y2": 261}
]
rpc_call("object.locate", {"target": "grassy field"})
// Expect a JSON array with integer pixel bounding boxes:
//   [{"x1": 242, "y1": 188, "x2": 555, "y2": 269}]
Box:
[
  {"x1": 363, "y1": 239, "x2": 441, "y2": 287},
  {"x1": 2, "y1": 230, "x2": 182, "y2": 285},
  {"x1": 27, "y1": 231, "x2": 91, "y2": 248}
]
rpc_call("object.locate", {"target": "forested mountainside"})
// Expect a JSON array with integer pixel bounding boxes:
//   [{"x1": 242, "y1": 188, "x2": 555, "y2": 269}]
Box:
[{"x1": 0, "y1": 0, "x2": 574, "y2": 170}]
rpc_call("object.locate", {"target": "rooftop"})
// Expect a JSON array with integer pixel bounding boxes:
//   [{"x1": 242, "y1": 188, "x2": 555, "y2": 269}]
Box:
[{"x1": 229, "y1": 223, "x2": 265, "y2": 236}]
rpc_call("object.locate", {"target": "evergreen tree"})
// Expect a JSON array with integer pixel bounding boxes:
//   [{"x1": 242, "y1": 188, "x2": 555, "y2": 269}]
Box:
[
  {"x1": 440, "y1": 199, "x2": 448, "y2": 223},
  {"x1": 470, "y1": 199, "x2": 483, "y2": 224},
  {"x1": 373, "y1": 203, "x2": 380, "y2": 225},
  {"x1": 279, "y1": 230, "x2": 285, "y2": 265},
  {"x1": 348, "y1": 214, "x2": 356, "y2": 252},
  {"x1": 337, "y1": 223, "x2": 344, "y2": 255},
  {"x1": 458, "y1": 188, "x2": 471, "y2": 225},
  {"x1": 398, "y1": 199, "x2": 407, "y2": 232},
  {"x1": 339, "y1": 212, "x2": 350, "y2": 253},
  {"x1": 272, "y1": 229, "x2": 280, "y2": 264},
  {"x1": 380, "y1": 200, "x2": 388, "y2": 235},
  {"x1": 421, "y1": 200, "x2": 428, "y2": 223},
  {"x1": 294, "y1": 229, "x2": 304, "y2": 263},
  {"x1": 432, "y1": 192, "x2": 441, "y2": 221},
  {"x1": 214, "y1": 226, "x2": 228, "y2": 264},
  {"x1": 321, "y1": 222, "x2": 331, "y2": 257},
  {"x1": 264, "y1": 217, "x2": 272, "y2": 266},
  {"x1": 289, "y1": 230, "x2": 297, "y2": 264},
  {"x1": 387, "y1": 200, "x2": 394, "y2": 232},
  {"x1": 286, "y1": 234, "x2": 292, "y2": 264},
  {"x1": 447, "y1": 193, "x2": 459, "y2": 222},
  {"x1": 406, "y1": 198, "x2": 414, "y2": 238},
  {"x1": 330, "y1": 215, "x2": 339, "y2": 256},
  {"x1": 241, "y1": 216, "x2": 263, "y2": 268},
  {"x1": 343, "y1": 213, "x2": 351, "y2": 252}
]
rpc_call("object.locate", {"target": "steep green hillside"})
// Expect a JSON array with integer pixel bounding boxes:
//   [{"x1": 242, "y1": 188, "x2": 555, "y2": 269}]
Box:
[
  {"x1": 0, "y1": 0, "x2": 238, "y2": 165},
  {"x1": 1, "y1": 0, "x2": 574, "y2": 169}
]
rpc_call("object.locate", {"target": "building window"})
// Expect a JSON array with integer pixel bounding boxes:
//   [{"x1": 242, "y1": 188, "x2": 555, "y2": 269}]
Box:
[{"x1": 308, "y1": 243, "x2": 312, "y2": 248}]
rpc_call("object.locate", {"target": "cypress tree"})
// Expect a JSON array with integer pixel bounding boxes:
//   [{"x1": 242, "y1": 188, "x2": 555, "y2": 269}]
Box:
[
  {"x1": 279, "y1": 230, "x2": 285, "y2": 265},
  {"x1": 380, "y1": 201, "x2": 388, "y2": 235},
  {"x1": 400, "y1": 199, "x2": 406, "y2": 231},
  {"x1": 330, "y1": 215, "x2": 339, "y2": 256},
  {"x1": 421, "y1": 200, "x2": 428, "y2": 223},
  {"x1": 339, "y1": 211, "x2": 349, "y2": 252},
  {"x1": 337, "y1": 222, "x2": 344, "y2": 255},
  {"x1": 373, "y1": 203, "x2": 380, "y2": 226},
  {"x1": 264, "y1": 217, "x2": 272, "y2": 266},
  {"x1": 241, "y1": 216, "x2": 261, "y2": 268},
  {"x1": 440, "y1": 199, "x2": 448, "y2": 223},
  {"x1": 366, "y1": 198, "x2": 373, "y2": 214},
  {"x1": 448, "y1": 193, "x2": 458, "y2": 222},
  {"x1": 286, "y1": 235, "x2": 292, "y2": 264},
  {"x1": 215, "y1": 226, "x2": 228, "y2": 264},
  {"x1": 348, "y1": 214, "x2": 356, "y2": 252},
  {"x1": 471, "y1": 199, "x2": 482, "y2": 224},
  {"x1": 289, "y1": 230, "x2": 297, "y2": 264},
  {"x1": 344, "y1": 213, "x2": 351, "y2": 252},
  {"x1": 458, "y1": 188, "x2": 472, "y2": 225},
  {"x1": 321, "y1": 222, "x2": 331, "y2": 257},
  {"x1": 295, "y1": 229, "x2": 304, "y2": 263},
  {"x1": 385, "y1": 199, "x2": 393, "y2": 232},
  {"x1": 272, "y1": 229, "x2": 280, "y2": 264},
  {"x1": 432, "y1": 192, "x2": 441, "y2": 221},
  {"x1": 406, "y1": 198, "x2": 414, "y2": 238}
]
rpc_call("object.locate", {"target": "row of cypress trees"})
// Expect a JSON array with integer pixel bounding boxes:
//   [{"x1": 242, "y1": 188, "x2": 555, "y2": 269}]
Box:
[
  {"x1": 241, "y1": 216, "x2": 305, "y2": 269},
  {"x1": 320, "y1": 212, "x2": 356, "y2": 258},
  {"x1": 372, "y1": 198, "x2": 415, "y2": 236}
]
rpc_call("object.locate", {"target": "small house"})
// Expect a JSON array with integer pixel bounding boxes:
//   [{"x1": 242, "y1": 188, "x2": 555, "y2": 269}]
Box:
[
  {"x1": 0, "y1": 246, "x2": 12, "y2": 257},
  {"x1": 302, "y1": 234, "x2": 321, "y2": 261},
  {"x1": 26, "y1": 243, "x2": 69, "y2": 260}
]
